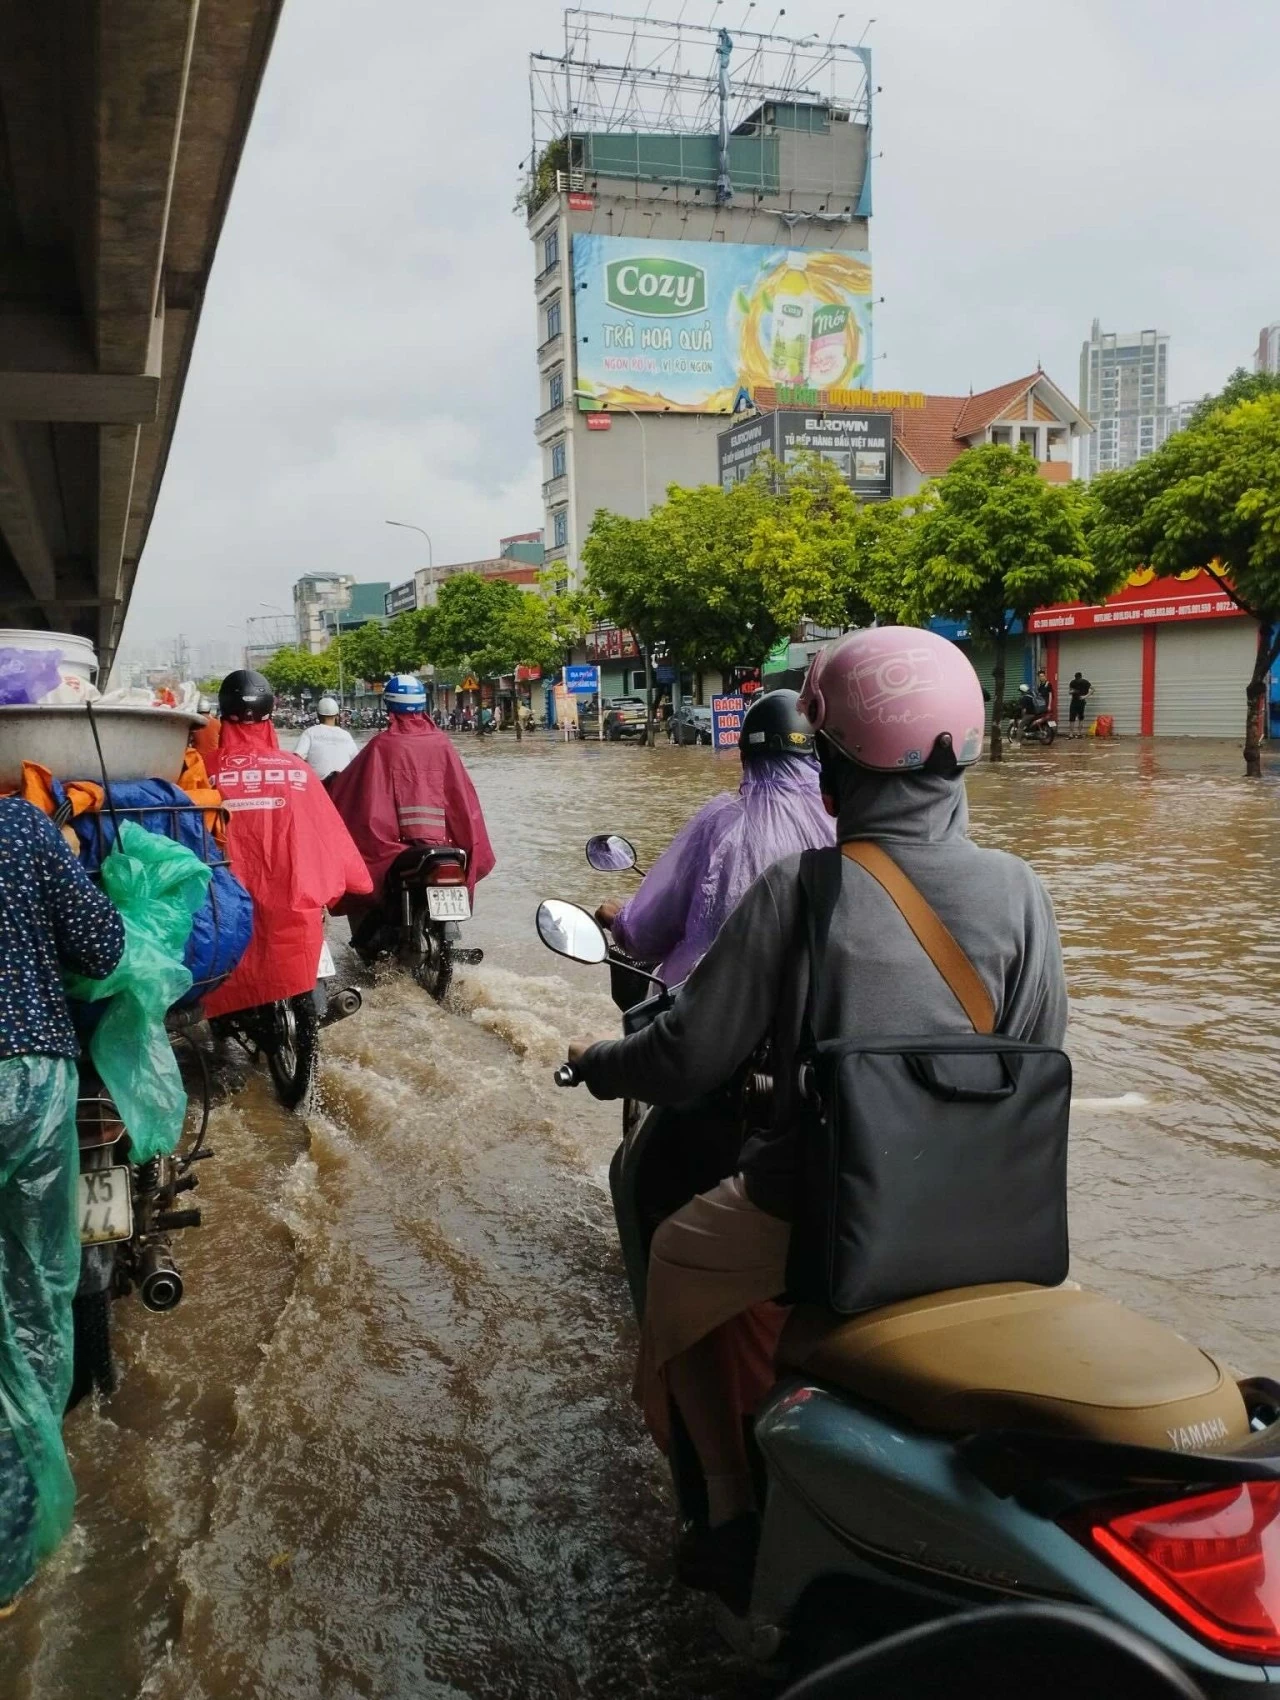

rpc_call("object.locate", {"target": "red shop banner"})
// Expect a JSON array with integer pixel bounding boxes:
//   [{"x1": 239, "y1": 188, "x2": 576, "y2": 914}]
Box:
[{"x1": 1030, "y1": 565, "x2": 1241, "y2": 634}]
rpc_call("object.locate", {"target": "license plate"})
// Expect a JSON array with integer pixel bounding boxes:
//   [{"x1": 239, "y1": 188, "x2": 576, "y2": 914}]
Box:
[
  {"x1": 317, "y1": 940, "x2": 337, "y2": 978},
  {"x1": 79, "y1": 1167, "x2": 133, "y2": 1245},
  {"x1": 426, "y1": 886, "x2": 471, "y2": 922}
]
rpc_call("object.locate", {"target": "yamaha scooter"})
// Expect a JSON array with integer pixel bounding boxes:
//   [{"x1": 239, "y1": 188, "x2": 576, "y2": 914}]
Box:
[{"x1": 536, "y1": 889, "x2": 1280, "y2": 1693}]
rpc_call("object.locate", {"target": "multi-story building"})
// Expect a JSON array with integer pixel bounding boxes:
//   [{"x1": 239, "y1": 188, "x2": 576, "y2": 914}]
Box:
[
  {"x1": 1255, "y1": 324, "x2": 1280, "y2": 375},
  {"x1": 385, "y1": 533, "x2": 547, "y2": 615},
  {"x1": 293, "y1": 572, "x2": 355, "y2": 653},
  {"x1": 526, "y1": 10, "x2": 874, "y2": 581},
  {"x1": 1078, "y1": 319, "x2": 1171, "y2": 478}
]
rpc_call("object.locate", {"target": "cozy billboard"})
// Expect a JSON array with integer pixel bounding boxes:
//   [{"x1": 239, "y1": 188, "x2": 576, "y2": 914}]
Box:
[{"x1": 572, "y1": 235, "x2": 873, "y2": 414}]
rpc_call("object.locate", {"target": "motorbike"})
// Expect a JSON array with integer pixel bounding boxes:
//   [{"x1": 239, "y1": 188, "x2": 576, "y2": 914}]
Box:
[
  {"x1": 69, "y1": 1012, "x2": 214, "y2": 1405},
  {"x1": 778, "y1": 1602, "x2": 1210, "y2": 1700},
  {"x1": 1007, "y1": 684, "x2": 1058, "y2": 746},
  {"x1": 351, "y1": 845, "x2": 483, "y2": 1003},
  {"x1": 535, "y1": 874, "x2": 1280, "y2": 1694},
  {"x1": 212, "y1": 937, "x2": 364, "y2": 1109}
]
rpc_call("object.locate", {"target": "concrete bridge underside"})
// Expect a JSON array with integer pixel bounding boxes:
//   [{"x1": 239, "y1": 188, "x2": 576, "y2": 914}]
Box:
[{"x1": 0, "y1": 0, "x2": 284, "y2": 673}]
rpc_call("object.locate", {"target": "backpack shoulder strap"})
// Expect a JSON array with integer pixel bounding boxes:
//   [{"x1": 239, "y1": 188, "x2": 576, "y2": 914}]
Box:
[
  {"x1": 842, "y1": 840, "x2": 996, "y2": 1035},
  {"x1": 797, "y1": 846, "x2": 843, "y2": 1049}
]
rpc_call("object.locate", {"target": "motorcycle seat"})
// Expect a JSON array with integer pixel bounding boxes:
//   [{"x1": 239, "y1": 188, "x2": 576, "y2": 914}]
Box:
[{"x1": 777, "y1": 1283, "x2": 1250, "y2": 1452}]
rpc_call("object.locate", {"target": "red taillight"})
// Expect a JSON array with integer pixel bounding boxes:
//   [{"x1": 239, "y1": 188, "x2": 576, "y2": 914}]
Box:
[
  {"x1": 427, "y1": 861, "x2": 465, "y2": 886},
  {"x1": 1088, "y1": 1479, "x2": 1280, "y2": 1660}
]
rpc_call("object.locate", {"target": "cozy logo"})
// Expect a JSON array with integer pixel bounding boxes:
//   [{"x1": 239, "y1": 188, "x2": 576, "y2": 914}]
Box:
[{"x1": 605, "y1": 256, "x2": 707, "y2": 317}]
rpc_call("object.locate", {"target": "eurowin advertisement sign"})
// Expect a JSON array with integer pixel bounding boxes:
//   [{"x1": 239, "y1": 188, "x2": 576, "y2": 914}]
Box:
[{"x1": 573, "y1": 235, "x2": 873, "y2": 414}]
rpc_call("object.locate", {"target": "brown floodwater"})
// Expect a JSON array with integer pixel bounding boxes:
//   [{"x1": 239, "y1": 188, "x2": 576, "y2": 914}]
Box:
[{"x1": 2, "y1": 736, "x2": 1278, "y2": 1699}]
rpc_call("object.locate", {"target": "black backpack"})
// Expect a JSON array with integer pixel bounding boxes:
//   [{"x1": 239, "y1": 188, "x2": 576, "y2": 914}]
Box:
[{"x1": 785, "y1": 843, "x2": 1072, "y2": 1315}]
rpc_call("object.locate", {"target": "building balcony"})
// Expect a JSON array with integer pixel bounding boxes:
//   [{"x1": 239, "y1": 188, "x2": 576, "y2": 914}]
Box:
[
  {"x1": 542, "y1": 473, "x2": 568, "y2": 502},
  {"x1": 535, "y1": 403, "x2": 567, "y2": 436},
  {"x1": 537, "y1": 331, "x2": 563, "y2": 364},
  {"x1": 544, "y1": 542, "x2": 568, "y2": 564}
]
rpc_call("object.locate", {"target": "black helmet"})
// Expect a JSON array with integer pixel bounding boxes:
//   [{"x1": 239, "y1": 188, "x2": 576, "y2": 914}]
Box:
[
  {"x1": 739, "y1": 688, "x2": 815, "y2": 761},
  {"x1": 218, "y1": 669, "x2": 275, "y2": 723}
]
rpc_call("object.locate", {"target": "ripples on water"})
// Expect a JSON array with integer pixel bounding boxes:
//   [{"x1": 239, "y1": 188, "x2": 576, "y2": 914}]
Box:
[{"x1": 2, "y1": 736, "x2": 1277, "y2": 1698}]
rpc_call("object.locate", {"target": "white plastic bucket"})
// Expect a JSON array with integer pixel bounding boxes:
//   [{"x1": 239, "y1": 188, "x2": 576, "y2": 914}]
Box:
[{"x1": 0, "y1": 627, "x2": 98, "y2": 683}]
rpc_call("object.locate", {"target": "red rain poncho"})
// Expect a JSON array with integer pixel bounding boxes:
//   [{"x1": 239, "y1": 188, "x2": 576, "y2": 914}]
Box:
[
  {"x1": 203, "y1": 721, "x2": 372, "y2": 1018},
  {"x1": 326, "y1": 715, "x2": 496, "y2": 906}
]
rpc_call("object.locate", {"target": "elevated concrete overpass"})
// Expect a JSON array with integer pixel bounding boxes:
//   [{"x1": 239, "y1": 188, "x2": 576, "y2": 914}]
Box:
[{"x1": 0, "y1": 0, "x2": 285, "y2": 674}]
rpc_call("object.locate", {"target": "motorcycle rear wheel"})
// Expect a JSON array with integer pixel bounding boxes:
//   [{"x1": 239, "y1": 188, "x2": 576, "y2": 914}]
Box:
[
  {"x1": 67, "y1": 1290, "x2": 116, "y2": 1410},
  {"x1": 266, "y1": 993, "x2": 320, "y2": 1109},
  {"x1": 413, "y1": 917, "x2": 454, "y2": 1004}
]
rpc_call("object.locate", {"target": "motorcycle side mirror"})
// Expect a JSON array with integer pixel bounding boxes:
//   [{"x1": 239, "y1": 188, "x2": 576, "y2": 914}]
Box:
[
  {"x1": 585, "y1": 833, "x2": 637, "y2": 873},
  {"x1": 536, "y1": 899, "x2": 609, "y2": 965}
]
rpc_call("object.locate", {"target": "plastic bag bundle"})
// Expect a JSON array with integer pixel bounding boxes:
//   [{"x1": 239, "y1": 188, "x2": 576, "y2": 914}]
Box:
[
  {"x1": 64, "y1": 820, "x2": 210, "y2": 1164},
  {"x1": 0, "y1": 648, "x2": 62, "y2": 706},
  {"x1": 0, "y1": 1056, "x2": 79, "y2": 1603}
]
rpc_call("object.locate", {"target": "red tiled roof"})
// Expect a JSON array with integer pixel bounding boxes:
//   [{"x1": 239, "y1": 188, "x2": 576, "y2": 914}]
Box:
[{"x1": 891, "y1": 373, "x2": 1043, "y2": 475}]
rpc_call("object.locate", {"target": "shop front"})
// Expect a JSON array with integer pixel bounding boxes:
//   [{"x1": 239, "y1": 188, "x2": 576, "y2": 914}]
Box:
[{"x1": 1031, "y1": 568, "x2": 1261, "y2": 738}]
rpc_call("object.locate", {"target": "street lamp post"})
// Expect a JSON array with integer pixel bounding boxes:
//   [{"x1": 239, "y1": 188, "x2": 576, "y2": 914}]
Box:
[{"x1": 385, "y1": 519, "x2": 435, "y2": 603}]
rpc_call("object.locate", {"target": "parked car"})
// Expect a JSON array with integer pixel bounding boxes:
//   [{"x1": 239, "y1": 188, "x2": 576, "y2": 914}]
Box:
[
  {"x1": 580, "y1": 696, "x2": 648, "y2": 740},
  {"x1": 667, "y1": 703, "x2": 713, "y2": 746}
]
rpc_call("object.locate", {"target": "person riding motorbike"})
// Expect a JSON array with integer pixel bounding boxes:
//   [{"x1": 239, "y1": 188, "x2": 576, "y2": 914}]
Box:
[
  {"x1": 0, "y1": 798, "x2": 125, "y2": 1611},
  {"x1": 294, "y1": 695, "x2": 358, "y2": 782},
  {"x1": 594, "y1": 690, "x2": 834, "y2": 986},
  {"x1": 325, "y1": 674, "x2": 495, "y2": 950},
  {"x1": 566, "y1": 628, "x2": 1067, "y2": 1602},
  {"x1": 201, "y1": 671, "x2": 372, "y2": 1024}
]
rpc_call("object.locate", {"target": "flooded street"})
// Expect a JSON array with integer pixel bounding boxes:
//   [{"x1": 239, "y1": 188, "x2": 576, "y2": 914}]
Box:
[{"x1": 3, "y1": 737, "x2": 1279, "y2": 1700}]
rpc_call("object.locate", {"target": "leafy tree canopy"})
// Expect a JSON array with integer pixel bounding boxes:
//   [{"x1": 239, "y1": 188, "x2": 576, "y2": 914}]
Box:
[
  {"x1": 258, "y1": 646, "x2": 336, "y2": 695},
  {"x1": 1088, "y1": 393, "x2": 1280, "y2": 773}
]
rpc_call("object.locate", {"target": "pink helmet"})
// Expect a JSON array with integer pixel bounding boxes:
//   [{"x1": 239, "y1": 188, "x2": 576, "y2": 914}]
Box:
[{"x1": 798, "y1": 626, "x2": 986, "y2": 772}]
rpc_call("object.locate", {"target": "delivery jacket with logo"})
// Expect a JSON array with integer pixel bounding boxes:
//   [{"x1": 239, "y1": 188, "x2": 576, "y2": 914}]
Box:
[
  {"x1": 203, "y1": 720, "x2": 372, "y2": 1018},
  {"x1": 326, "y1": 714, "x2": 496, "y2": 906}
]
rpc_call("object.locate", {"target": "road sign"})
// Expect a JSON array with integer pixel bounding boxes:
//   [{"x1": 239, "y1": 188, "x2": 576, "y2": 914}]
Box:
[
  {"x1": 711, "y1": 694, "x2": 746, "y2": 751},
  {"x1": 565, "y1": 664, "x2": 599, "y2": 696}
]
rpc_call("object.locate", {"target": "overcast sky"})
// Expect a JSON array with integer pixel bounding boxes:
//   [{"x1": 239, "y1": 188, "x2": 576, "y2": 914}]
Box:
[{"x1": 127, "y1": 0, "x2": 1280, "y2": 658}]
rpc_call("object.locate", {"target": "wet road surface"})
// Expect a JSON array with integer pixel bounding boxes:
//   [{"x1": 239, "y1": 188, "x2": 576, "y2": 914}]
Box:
[{"x1": 2, "y1": 735, "x2": 1278, "y2": 1698}]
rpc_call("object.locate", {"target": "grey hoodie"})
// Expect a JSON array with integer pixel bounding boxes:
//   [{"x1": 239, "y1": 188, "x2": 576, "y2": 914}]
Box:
[{"x1": 577, "y1": 767, "x2": 1068, "y2": 1219}]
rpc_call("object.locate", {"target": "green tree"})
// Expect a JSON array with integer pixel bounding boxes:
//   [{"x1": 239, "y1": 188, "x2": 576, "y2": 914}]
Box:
[
  {"x1": 583, "y1": 478, "x2": 783, "y2": 742},
  {"x1": 334, "y1": 620, "x2": 392, "y2": 687},
  {"x1": 905, "y1": 444, "x2": 1107, "y2": 761},
  {"x1": 1188, "y1": 367, "x2": 1280, "y2": 430},
  {"x1": 1089, "y1": 392, "x2": 1280, "y2": 776},
  {"x1": 747, "y1": 455, "x2": 917, "y2": 631},
  {"x1": 258, "y1": 646, "x2": 336, "y2": 697}
]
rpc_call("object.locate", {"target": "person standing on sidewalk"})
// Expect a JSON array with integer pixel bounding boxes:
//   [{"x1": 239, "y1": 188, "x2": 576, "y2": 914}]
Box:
[{"x1": 1067, "y1": 671, "x2": 1092, "y2": 737}]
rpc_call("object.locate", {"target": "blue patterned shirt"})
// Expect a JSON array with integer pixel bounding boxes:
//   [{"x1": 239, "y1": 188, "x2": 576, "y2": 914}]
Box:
[{"x1": 0, "y1": 798, "x2": 125, "y2": 1060}]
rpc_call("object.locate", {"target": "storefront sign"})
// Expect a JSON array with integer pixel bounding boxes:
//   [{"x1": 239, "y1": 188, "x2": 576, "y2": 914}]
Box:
[
  {"x1": 1030, "y1": 566, "x2": 1242, "y2": 633},
  {"x1": 752, "y1": 385, "x2": 926, "y2": 411},
  {"x1": 564, "y1": 664, "x2": 599, "y2": 696},
  {"x1": 711, "y1": 694, "x2": 746, "y2": 751},
  {"x1": 573, "y1": 234, "x2": 872, "y2": 414},
  {"x1": 585, "y1": 625, "x2": 640, "y2": 662},
  {"x1": 567, "y1": 191, "x2": 595, "y2": 211},
  {"x1": 585, "y1": 413, "x2": 612, "y2": 431},
  {"x1": 718, "y1": 409, "x2": 893, "y2": 501},
  {"x1": 384, "y1": 579, "x2": 418, "y2": 616},
  {"x1": 515, "y1": 664, "x2": 542, "y2": 683}
]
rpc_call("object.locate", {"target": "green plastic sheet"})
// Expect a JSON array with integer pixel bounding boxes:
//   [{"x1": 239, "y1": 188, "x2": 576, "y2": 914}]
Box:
[
  {"x1": 0, "y1": 1055, "x2": 78, "y2": 1602},
  {"x1": 65, "y1": 819, "x2": 210, "y2": 1165}
]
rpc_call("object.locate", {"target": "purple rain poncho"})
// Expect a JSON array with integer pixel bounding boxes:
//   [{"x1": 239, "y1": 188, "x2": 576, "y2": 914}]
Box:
[{"x1": 611, "y1": 754, "x2": 835, "y2": 985}]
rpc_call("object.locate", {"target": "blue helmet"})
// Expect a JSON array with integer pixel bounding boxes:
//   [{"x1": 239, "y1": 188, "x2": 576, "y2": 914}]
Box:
[{"x1": 384, "y1": 673, "x2": 427, "y2": 714}]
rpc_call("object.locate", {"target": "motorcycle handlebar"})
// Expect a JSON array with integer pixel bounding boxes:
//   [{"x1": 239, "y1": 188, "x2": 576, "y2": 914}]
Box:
[{"x1": 553, "y1": 1063, "x2": 580, "y2": 1088}]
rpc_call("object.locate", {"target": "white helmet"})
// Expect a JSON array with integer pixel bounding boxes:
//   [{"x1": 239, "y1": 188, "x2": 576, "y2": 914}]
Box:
[{"x1": 317, "y1": 695, "x2": 340, "y2": 717}]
